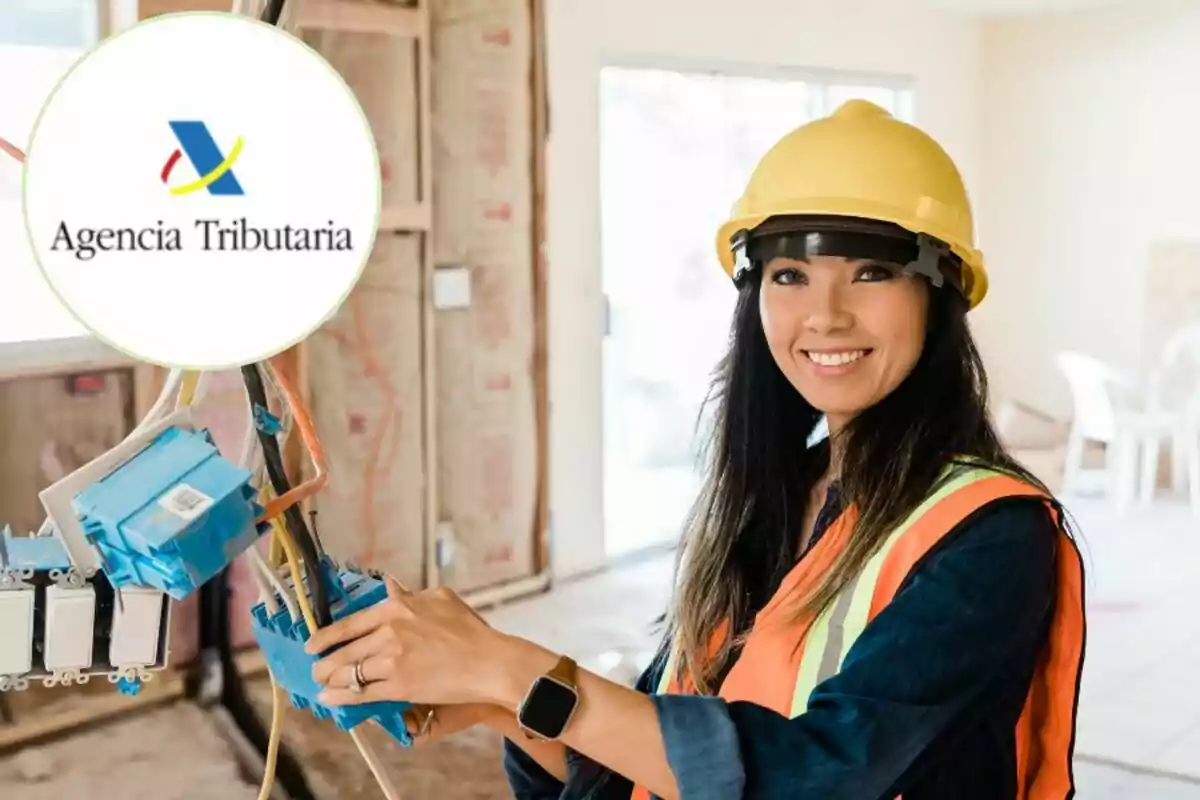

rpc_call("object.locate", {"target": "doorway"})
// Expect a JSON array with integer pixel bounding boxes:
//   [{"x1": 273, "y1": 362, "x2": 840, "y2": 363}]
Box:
[{"x1": 599, "y1": 64, "x2": 914, "y2": 558}]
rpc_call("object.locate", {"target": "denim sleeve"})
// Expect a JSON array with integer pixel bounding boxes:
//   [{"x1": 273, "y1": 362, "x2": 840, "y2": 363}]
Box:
[
  {"x1": 649, "y1": 498, "x2": 1059, "y2": 800},
  {"x1": 502, "y1": 644, "x2": 668, "y2": 800}
]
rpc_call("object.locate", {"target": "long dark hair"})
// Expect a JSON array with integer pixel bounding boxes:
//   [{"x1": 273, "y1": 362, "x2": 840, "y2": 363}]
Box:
[{"x1": 665, "y1": 261, "x2": 1054, "y2": 694}]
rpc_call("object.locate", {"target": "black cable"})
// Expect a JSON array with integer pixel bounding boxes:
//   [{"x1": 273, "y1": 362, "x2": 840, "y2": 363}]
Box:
[
  {"x1": 261, "y1": 0, "x2": 287, "y2": 25},
  {"x1": 241, "y1": 363, "x2": 332, "y2": 628}
]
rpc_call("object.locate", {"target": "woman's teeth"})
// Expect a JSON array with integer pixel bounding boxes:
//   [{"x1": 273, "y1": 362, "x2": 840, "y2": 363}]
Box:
[{"x1": 806, "y1": 350, "x2": 868, "y2": 367}]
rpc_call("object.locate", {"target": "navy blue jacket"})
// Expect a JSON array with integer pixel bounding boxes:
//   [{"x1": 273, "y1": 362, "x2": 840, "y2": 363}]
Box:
[{"x1": 503, "y1": 489, "x2": 1064, "y2": 800}]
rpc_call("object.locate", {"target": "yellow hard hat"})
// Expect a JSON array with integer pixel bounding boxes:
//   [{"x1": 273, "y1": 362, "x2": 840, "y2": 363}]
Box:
[{"x1": 715, "y1": 99, "x2": 988, "y2": 309}]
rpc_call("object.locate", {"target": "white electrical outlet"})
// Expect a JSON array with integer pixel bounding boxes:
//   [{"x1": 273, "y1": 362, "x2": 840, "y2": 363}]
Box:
[
  {"x1": 44, "y1": 583, "x2": 97, "y2": 671},
  {"x1": 433, "y1": 266, "x2": 472, "y2": 310},
  {"x1": 0, "y1": 588, "x2": 35, "y2": 675},
  {"x1": 110, "y1": 587, "x2": 166, "y2": 668}
]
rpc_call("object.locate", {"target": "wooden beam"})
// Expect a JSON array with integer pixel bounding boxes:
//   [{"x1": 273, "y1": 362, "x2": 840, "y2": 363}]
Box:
[
  {"x1": 530, "y1": 0, "x2": 551, "y2": 576},
  {"x1": 0, "y1": 671, "x2": 186, "y2": 753},
  {"x1": 462, "y1": 571, "x2": 552, "y2": 611},
  {"x1": 379, "y1": 202, "x2": 432, "y2": 232},
  {"x1": 292, "y1": 0, "x2": 425, "y2": 37}
]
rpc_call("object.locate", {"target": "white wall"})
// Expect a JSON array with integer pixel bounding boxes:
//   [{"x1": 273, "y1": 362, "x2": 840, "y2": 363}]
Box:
[
  {"x1": 974, "y1": 0, "x2": 1200, "y2": 420},
  {"x1": 545, "y1": 0, "x2": 986, "y2": 577}
]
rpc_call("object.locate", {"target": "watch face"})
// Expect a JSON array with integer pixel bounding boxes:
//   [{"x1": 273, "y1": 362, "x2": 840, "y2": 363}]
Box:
[{"x1": 519, "y1": 676, "x2": 578, "y2": 738}]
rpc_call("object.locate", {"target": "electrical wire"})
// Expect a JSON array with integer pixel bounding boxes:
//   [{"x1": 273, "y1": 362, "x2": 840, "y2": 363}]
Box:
[
  {"x1": 269, "y1": 490, "x2": 403, "y2": 800},
  {"x1": 0, "y1": 135, "x2": 24, "y2": 163},
  {"x1": 260, "y1": 0, "x2": 287, "y2": 25},
  {"x1": 259, "y1": 674, "x2": 286, "y2": 800},
  {"x1": 248, "y1": 540, "x2": 297, "y2": 622},
  {"x1": 255, "y1": 357, "x2": 329, "y2": 526},
  {"x1": 241, "y1": 361, "x2": 332, "y2": 628},
  {"x1": 176, "y1": 371, "x2": 201, "y2": 410}
]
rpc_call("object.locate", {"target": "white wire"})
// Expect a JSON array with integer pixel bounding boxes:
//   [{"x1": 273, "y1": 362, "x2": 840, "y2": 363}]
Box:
[
  {"x1": 248, "y1": 546, "x2": 296, "y2": 621},
  {"x1": 350, "y1": 728, "x2": 403, "y2": 800}
]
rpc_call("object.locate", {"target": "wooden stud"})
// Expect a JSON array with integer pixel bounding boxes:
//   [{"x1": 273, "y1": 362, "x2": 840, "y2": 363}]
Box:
[
  {"x1": 415, "y1": 0, "x2": 439, "y2": 591},
  {"x1": 530, "y1": 0, "x2": 551, "y2": 577},
  {"x1": 461, "y1": 571, "x2": 552, "y2": 611},
  {"x1": 0, "y1": 671, "x2": 186, "y2": 753},
  {"x1": 291, "y1": 0, "x2": 425, "y2": 37},
  {"x1": 379, "y1": 202, "x2": 432, "y2": 232}
]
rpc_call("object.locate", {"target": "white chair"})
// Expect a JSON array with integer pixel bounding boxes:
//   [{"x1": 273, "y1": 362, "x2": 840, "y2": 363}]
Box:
[
  {"x1": 1055, "y1": 351, "x2": 1181, "y2": 512},
  {"x1": 1145, "y1": 324, "x2": 1200, "y2": 515}
]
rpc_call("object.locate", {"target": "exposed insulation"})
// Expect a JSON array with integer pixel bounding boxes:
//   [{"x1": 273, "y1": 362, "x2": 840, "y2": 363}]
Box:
[
  {"x1": 431, "y1": 0, "x2": 539, "y2": 592},
  {"x1": 0, "y1": 370, "x2": 132, "y2": 537},
  {"x1": 307, "y1": 234, "x2": 427, "y2": 590},
  {"x1": 299, "y1": 27, "x2": 420, "y2": 210}
]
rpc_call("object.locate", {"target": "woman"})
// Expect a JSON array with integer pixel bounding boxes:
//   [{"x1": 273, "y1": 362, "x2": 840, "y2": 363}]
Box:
[{"x1": 306, "y1": 100, "x2": 1086, "y2": 800}]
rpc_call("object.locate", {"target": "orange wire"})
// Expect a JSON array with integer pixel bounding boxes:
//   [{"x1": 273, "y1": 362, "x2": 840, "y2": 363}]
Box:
[
  {"x1": 256, "y1": 354, "x2": 329, "y2": 524},
  {"x1": 0, "y1": 136, "x2": 26, "y2": 163},
  {"x1": 312, "y1": 298, "x2": 402, "y2": 567},
  {"x1": 349, "y1": 292, "x2": 401, "y2": 566}
]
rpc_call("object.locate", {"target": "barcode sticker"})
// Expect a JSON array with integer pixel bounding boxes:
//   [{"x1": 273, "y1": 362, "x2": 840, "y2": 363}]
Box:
[{"x1": 158, "y1": 484, "x2": 214, "y2": 522}]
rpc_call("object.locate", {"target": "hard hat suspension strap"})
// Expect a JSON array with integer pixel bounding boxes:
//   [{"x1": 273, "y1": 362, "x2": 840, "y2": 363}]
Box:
[{"x1": 729, "y1": 218, "x2": 965, "y2": 300}]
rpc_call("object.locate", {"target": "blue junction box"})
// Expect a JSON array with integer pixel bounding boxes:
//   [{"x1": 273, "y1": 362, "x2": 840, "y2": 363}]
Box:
[
  {"x1": 250, "y1": 562, "x2": 413, "y2": 746},
  {"x1": 72, "y1": 426, "x2": 265, "y2": 600}
]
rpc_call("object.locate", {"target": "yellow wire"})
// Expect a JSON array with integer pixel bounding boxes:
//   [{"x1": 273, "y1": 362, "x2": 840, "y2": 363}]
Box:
[
  {"x1": 175, "y1": 371, "x2": 200, "y2": 410},
  {"x1": 258, "y1": 671, "x2": 285, "y2": 800},
  {"x1": 275, "y1": 516, "x2": 319, "y2": 635},
  {"x1": 256, "y1": 479, "x2": 308, "y2": 800}
]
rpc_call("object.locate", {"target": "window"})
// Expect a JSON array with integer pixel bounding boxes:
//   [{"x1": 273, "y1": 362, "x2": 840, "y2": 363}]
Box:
[
  {"x1": 599, "y1": 65, "x2": 914, "y2": 557},
  {"x1": 1, "y1": 1, "x2": 101, "y2": 347}
]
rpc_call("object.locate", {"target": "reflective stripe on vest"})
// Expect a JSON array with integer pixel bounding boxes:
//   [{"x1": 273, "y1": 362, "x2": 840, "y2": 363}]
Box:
[{"x1": 631, "y1": 464, "x2": 1085, "y2": 800}]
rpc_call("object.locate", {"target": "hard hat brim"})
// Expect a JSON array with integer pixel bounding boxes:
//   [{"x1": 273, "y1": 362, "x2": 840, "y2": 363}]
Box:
[{"x1": 716, "y1": 208, "x2": 988, "y2": 309}]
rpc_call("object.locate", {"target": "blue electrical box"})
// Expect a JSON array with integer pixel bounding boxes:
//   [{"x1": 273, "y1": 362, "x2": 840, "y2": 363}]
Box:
[
  {"x1": 250, "y1": 562, "x2": 413, "y2": 746},
  {"x1": 72, "y1": 426, "x2": 264, "y2": 600},
  {"x1": 0, "y1": 525, "x2": 72, "y2": 573}
]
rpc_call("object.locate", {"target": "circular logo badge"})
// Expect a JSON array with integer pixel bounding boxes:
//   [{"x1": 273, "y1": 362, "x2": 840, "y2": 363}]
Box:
[{"x1": 22, "y1": 12, "x2": 380, "y2": 369}]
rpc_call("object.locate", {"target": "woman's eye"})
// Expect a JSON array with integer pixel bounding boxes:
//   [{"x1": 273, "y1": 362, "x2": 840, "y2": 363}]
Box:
[
  {"x1": 855, "y1": 263, "x2": 896, "y2": 282},
  {"x1": 771, "y1": 268, "x2": 805, "y2": 285}
]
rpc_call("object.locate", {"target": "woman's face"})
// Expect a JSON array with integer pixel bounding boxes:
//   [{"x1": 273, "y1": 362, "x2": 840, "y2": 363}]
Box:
[{"x1": 759, "y1": 254, "x2": 929, "y2": 432}]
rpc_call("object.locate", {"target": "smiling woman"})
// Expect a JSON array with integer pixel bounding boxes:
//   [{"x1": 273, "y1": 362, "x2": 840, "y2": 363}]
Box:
[{"x1": 298, "y1": 99, "x2": 1086, "y2": 800}]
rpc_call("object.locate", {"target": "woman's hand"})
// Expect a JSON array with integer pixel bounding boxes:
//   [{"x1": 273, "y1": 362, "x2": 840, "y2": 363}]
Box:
[{"x1": 306, "y1": 577, "x2": 553, "y2": 709}]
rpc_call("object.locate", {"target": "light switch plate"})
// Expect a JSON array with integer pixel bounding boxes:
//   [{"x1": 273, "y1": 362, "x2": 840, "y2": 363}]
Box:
[{"x1": 433, "y1": 266, "x2": 472, "y2": 310}]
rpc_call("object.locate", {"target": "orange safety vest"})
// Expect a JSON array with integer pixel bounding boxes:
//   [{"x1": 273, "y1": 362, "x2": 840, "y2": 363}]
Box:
[{"x1": 632, "y1": 463, "x2": 1085, "y2": 800}]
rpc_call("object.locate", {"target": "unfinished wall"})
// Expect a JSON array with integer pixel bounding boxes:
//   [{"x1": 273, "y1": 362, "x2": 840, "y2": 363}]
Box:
[
  {"x1": 300, "y1": 0, "x2": 544, "y2": 595},
  {"x1": 430, "y1": 0, "x2": 540, "y2": 592},
  {"x1": 301, "y1": 25, "x2": 427, "y2": 591},
  {"x1": 0, "y1": 370, "x2": 133, "y2": 536},
  {"x1": 307, "y1": 234, "x2": 427, "y2": 591},
  {"x1": 976, "y1": 0, "x2": 1200, "y2": 419}
]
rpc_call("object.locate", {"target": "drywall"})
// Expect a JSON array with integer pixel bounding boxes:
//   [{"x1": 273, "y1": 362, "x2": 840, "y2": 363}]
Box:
[
  {"x1": 975, "y1": 0, "x2": 1200, "y2": 419},
  {"x1": 545, "y1": 0, "x2": 986, "y2": 577}
]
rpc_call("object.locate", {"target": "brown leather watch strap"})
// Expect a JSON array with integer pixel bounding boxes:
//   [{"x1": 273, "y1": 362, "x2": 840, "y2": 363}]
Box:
[{"x1": 548, "y1": 654, "x2": 577, "y2": 687}]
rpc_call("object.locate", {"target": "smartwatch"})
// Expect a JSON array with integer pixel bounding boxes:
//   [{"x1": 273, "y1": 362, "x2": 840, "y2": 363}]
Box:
[{"x1": 516, "y1": 654, "x2": 580, "y2": 740}]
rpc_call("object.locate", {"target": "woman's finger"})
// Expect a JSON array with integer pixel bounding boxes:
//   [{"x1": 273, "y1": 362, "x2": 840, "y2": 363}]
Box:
[
  {"x1": 318, "y1": 679, "x2": 399, "y2": 708},
  {"x1": 304, "y1": 602, "x2": 391, "y2": 655},
  {"x1": 326, "y1": 652, "x2": 397, "y2": 692},
  {"x1": 312, "y1": 627, "x2": 392, "y2": 685}
]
